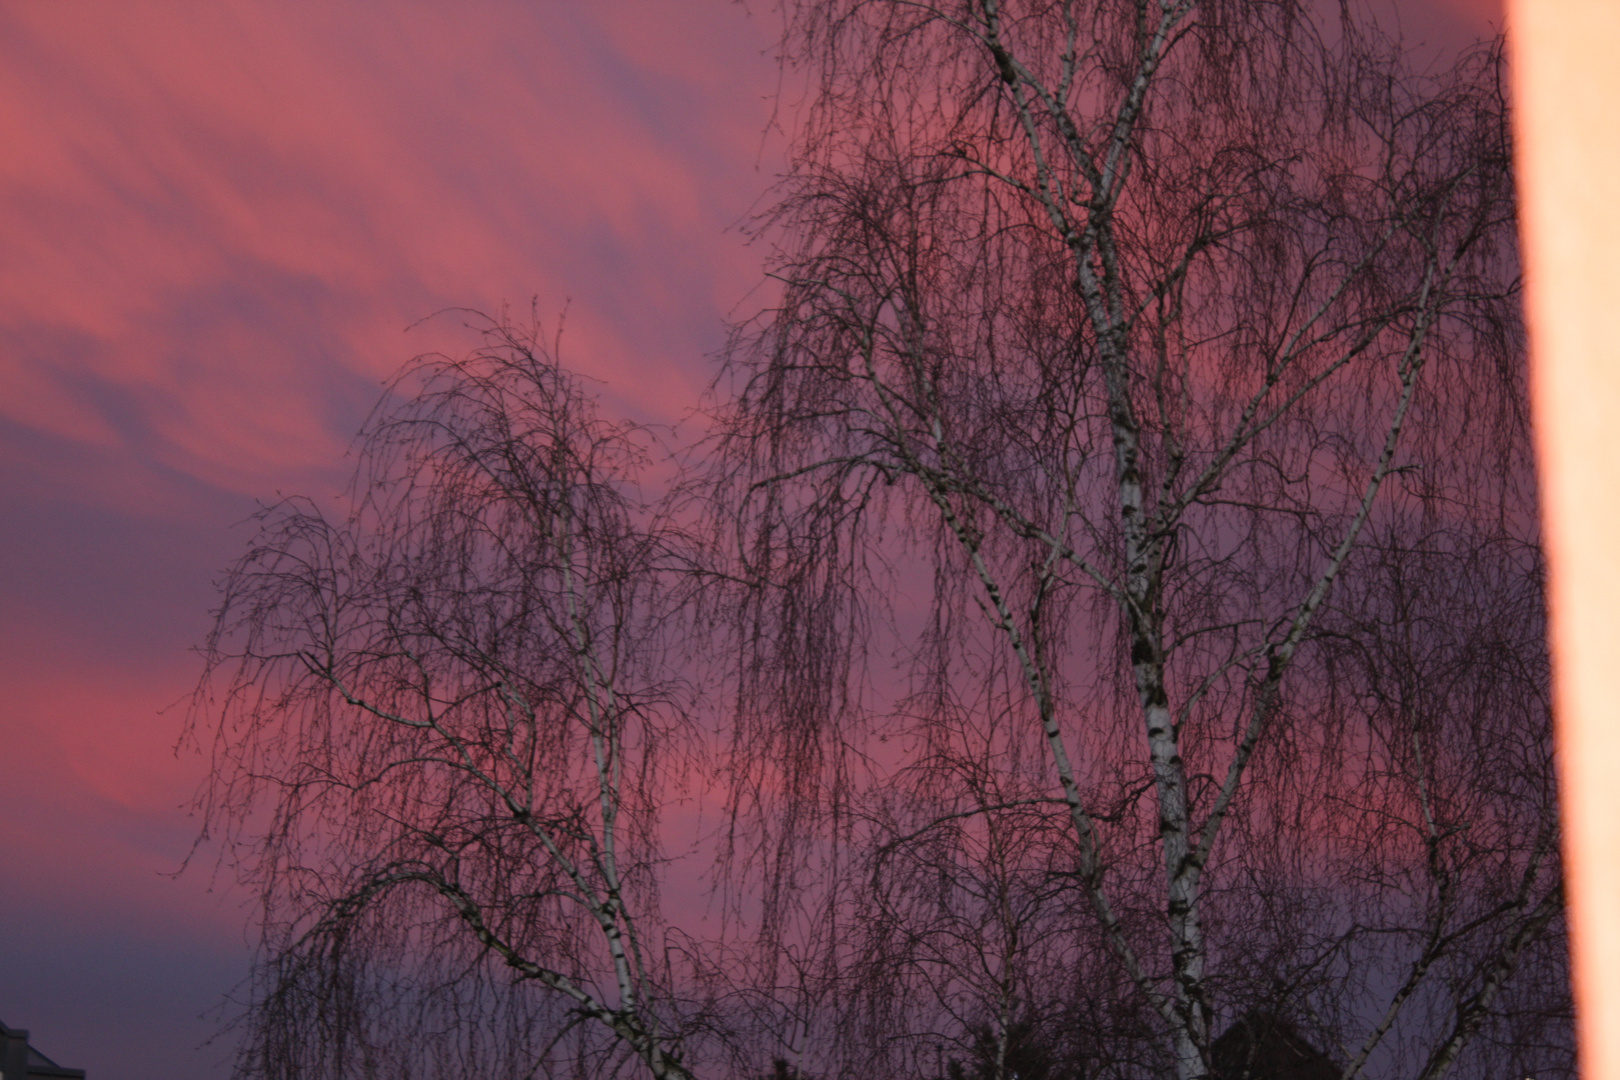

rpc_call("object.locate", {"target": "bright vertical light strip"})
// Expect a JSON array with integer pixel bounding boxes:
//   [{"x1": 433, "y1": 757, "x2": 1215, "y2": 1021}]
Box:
[{"x1": 1511, "y1": 2, "x2": 1620, "y2": 1076}]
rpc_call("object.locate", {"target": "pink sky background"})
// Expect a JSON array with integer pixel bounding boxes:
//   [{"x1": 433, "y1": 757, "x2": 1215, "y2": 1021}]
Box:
[{"x1": 0, "y1": 3, "x2": 1502, "y2": 1077}]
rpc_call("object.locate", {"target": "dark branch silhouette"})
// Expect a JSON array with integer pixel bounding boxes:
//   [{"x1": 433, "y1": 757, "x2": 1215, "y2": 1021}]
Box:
[{"x1": 193, "y1": 4, "x2": 1564, "y2": 1080}]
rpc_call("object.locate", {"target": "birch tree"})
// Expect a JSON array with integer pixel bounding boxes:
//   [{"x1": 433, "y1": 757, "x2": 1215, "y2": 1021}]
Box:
[
  {"x1": 196, "y1": 316, "x2": 705, "y2": 1080},
  {"x1": 714, "y1": 3, "x2": 1562, "y2": 1078}
]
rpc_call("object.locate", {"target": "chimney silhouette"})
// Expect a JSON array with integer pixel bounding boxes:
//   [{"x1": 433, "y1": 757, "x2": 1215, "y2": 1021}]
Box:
[{"x1": 0, "y1": 1020, "x2": 85, "y2": 1080}]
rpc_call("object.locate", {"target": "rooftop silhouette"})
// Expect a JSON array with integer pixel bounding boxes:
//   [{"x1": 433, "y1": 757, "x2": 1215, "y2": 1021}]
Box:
[{"x1": 0, "y1": 1020, "x2": 85, "y2": 1080}]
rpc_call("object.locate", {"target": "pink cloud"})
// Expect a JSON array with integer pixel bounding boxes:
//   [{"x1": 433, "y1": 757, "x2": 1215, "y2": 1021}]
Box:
[{"x1": 0, "y1": 1, "x2": 781, "y2": 508}]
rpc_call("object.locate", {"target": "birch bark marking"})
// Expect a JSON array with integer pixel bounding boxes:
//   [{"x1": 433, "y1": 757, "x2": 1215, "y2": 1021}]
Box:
[{"x1": 980, "y1": 1, "x2": 1207, "y2": 1059}]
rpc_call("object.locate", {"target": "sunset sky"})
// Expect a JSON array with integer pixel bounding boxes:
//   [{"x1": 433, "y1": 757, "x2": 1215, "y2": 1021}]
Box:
[{"x1": 0, "y1": 3, "x2": 1502, "y2": 1077}]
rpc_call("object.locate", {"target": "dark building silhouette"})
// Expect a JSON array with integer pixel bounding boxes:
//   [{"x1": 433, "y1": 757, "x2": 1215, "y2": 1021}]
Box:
[
  {"x1": 0, "y1": 1020, "x2": 85, "y2": 1080},
  {"x1": 1211, "y1": 1013, "x2": 1340, "y2": 1080}
]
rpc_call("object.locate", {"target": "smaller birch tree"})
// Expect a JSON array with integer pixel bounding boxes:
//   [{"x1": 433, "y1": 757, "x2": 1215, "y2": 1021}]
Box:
[{"x1": 195, "y1": 315, "x2": 704, "y2": 1080}]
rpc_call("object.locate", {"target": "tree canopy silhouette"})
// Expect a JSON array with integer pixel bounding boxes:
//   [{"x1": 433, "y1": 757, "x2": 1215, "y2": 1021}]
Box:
[{"x1": 195, "y1": 4, "x2": 1564, "y2": 1080}]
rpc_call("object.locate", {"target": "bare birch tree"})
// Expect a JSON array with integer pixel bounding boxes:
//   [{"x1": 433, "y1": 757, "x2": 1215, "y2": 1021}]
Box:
[
  {"x1": 714, "y1": 3, "x2": 1563, "y2": 1079},
  {"x1": 192, "y1": 5, "x2": 1566, "y2": 1079},
  {"x1": 195, "y1": 315, "x2": 706, "y2": 1080}
]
